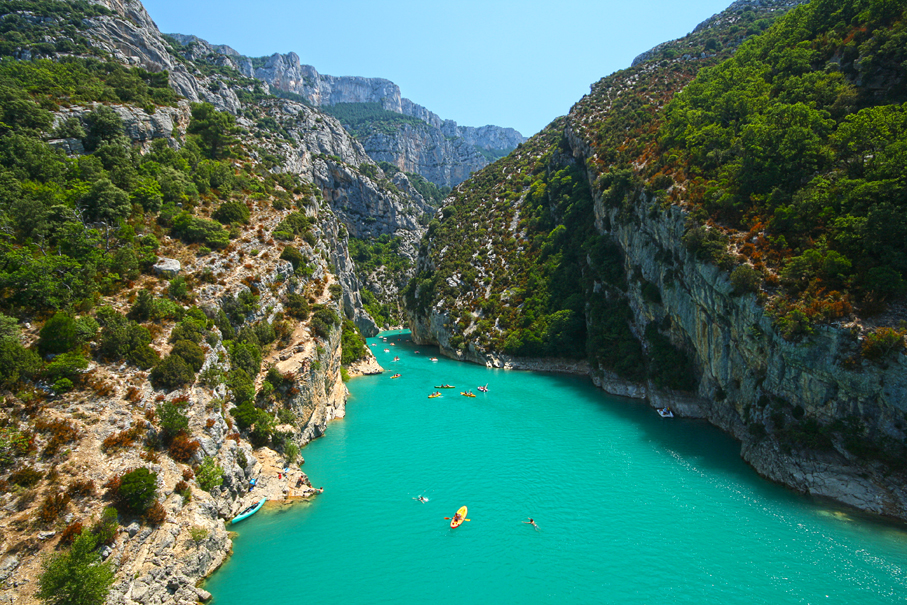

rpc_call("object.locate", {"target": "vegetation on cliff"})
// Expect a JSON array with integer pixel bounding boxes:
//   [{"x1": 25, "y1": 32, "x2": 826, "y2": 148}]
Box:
[
  {"x1": 657, "y1": 0, "x2": 907, "y2": 330},
  {"x1": 408, "y1": 0, "x2": 907, "y2": 381}
]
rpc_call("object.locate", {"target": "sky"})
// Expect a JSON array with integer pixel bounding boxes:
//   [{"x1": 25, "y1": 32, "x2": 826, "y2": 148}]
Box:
[{"x1": 140, "y1": 0, "x2": 736, "y2": 137}]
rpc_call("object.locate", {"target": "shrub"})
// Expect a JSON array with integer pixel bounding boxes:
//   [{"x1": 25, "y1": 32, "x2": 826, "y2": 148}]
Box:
[
  {"x1": 861, "y1": 328, "x2": 906, "y2": 361},
  {"x1": 340, "y1": 320, "x2": 367, "y2": 364},
  {"x1": 174, "y1": 480, "x2": 191, "y2": 502},
  {"x1": 156, "y1": 401, "x2": 189, "y2": 444},
  {"x1": 310, "y1": 305, "x2": 339, "y2": 339},
  {"x1": 9, "y1": 466, "x2": 42, "y2": 487},
  {"x1": 168, "y1": 433, "x2": 200, "y2": 463},
  {"x1": 731, "y1": 264, "x2": 763, "y2": 295},
  {"x1": 280, "y1": 246, "x2": 305, "y2": 271},
  {"x1": 35, "y1": 418, "x2": 79, "y2": 458},
  {"x1": 230, "y1": 341, "x2": 262, "y2": 377},
  {"x1": 37, "y1": 532, "x2": 114, "y2": 605},
  {"x1": 189, "y1": 525, "x2": 208, "y2": 544},
  {"x1": 195, "y1": 456, "x2": 223, "y2": 492},
  {"x1": 38, "y1": 312, "x2": 78, "y2": 356},
  {"x1": 116, "y1": 468, "x2": 158, "y2": 514},
  {"x1": 37, "y1": 492, "x2": 70, "y2": 524},
  {"x1": 0, "y1": 340, "x2": 41, "y2": 387},
  {"x1": 102, "y1": 422, "x2": 144, "y2": 452},
  {"x1": 44, "y1": 352, "x2": 89, "y2": 383},
  {"x1": 144, "y1": 500, "x2": 167, "y2": 525},
  {"x1": 59, "y1": 521, "x2": 84, "y2": 546},
  {"x1": 285, "y1": 293, "x2": 310, "y2": 319},
  {"x1": 170, "y1": 340, "x2": 206, "y2": 372},
  {"x1": 212, "y1": 201, "x2": 250, "y2": 224},
  {"x1": 150, "y1": 355, "x2": 195, "y2": 390},
  {"x1": 66, "y1": 479, "x2": 95, "y2": 499},
  {"x1": 284, "y1": 442, "x2": 299, "y2": 465},
  {"x1": 170, "y1": 317, "x2": 207, "y2": 344},
  {"x1": 92, "y1": 507, "x2": 119, "y2": 546}
]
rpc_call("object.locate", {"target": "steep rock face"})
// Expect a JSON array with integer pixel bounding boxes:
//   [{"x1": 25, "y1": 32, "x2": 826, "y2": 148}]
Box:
[
  {"x1": 360, "y1": 122, "x2": 494, "y2": 188},
  {"x1": 580, "y1": 164, "x2": 907, "y2": 516},
  {"x1": 408, "y1": 116, "x2": 907, "y2": 522},
  {"x1": 164, "y1": 39, "x2": 526, "y2": 186},
  {"x1": 85, "y1": 1, "x2": 242, "y2": 112}
]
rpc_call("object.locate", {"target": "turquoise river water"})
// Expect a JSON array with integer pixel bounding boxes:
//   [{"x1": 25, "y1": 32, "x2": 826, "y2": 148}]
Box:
[{"x1": 205, "y1": 330, "x2": 907, "y2": 604}]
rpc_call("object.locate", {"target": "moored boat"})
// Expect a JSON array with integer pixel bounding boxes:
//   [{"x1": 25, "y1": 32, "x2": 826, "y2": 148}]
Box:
[
  {"x1": 657, "y1": 407, "x2": 674, "y2": 418},
  {"x1": 231, "y1": 497, "x2": 266, "y2": 524}
]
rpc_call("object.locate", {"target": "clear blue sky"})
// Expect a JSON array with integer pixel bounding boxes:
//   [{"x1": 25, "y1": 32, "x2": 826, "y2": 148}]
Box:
[{"x1": 141, "y1": 0, "x2": 734, "y2": 137}]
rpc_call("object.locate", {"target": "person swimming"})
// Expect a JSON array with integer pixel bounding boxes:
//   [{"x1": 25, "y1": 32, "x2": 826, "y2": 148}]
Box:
[
  {"x1": 523, "y1": 517, "x2": 538, "y2": 529},
  {"x1": 413, "y1": 495, "x2": 428, "y2": 503}
]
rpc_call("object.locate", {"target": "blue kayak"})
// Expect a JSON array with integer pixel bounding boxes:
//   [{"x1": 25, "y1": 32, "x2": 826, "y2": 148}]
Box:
[{"x1": 231, "y1": 497, "x2": 266, "y2": 524}]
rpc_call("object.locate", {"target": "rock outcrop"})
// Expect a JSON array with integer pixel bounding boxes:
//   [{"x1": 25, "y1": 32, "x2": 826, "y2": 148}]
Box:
[{"x1": 164, "y1": 36, "x2": 526, "y2": 187}]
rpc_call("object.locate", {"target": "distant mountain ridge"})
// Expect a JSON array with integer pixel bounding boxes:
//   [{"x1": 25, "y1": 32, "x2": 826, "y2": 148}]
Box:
[{"x1": 166, "y1": 34, "x2": 526, "y2": 187}]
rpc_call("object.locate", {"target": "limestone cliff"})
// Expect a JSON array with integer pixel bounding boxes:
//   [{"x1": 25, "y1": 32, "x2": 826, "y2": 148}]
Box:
[
  {"x1": 164, "y1": 36, "x2": 526, "y2": 187},
  {"x1": 0, "y1": 1, "x2": 421, "y2": 603},
  {"x1": 405, "y1": 0, "x2": 907, "y2": 522}
]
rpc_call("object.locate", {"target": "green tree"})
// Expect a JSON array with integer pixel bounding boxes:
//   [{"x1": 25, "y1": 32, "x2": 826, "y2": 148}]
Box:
[
  {"x1": 116, "y1": 467, "x2": 157, "y2": 513},
  {"x1": 150, "y1": 354, "x2": 195, "y2": 390},
  {"x1": 156, "y1": 400, "x2": 189, "y2": 444},
  {"x1": 83, "y1": 106, "x2": 125, "y2": 152},
  {"x1": 187, "y1": 103, "x2": 237, "y2": 159},
  {"x1": 196, "y1": 456, "x2": 224, "y2": 492},
  {"x1": 80, "y1": 178, "x2": 131, "y2": 225},
  {"x1": 37, "y1": 531, "x2": 114, "y2": 605},
  {"x1": 39, "y1": 312, "x2": 78, "y2": 356}
]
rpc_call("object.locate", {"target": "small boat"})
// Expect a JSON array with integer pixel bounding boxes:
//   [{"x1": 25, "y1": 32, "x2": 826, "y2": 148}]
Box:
[
  {"x1": 384, "y1": 348, "x2": 390, "y2": 353},
  {"x1": 369, "y1": 343, "x2": 375, "y2": 347},
  {"x1": 393, "y1": 356, "x2": 400, "y2": 361},
  {"x1": 391, "y1": 374, "x2": 401, "y2": 379},
  {"x1": 231, "y1": 497, "x2": 266, "y2": 524},
  {"x1": 435, "y1": 384, "x2": 455, "y2": 389},
  {"x1": 477, "y1": 384, "x2": 488, "y2": 393},
  {"x1": 430, "y1": 358, "x2": 439, "y2": 362},
  {"x1": 428, "y1": 392, "x2": 442, "y2": 398},
  {"x1": 450, "y1": 506, "x2": 468, "y2": 529},
  {"x1": 461, "y1": 391, "x2": 476, "y2": 398},
  {"x1": 657, "y1": 407, "x2": 674, "y2": 418},
  {"x1": 391, "y1": 343, "x2": 396, "y2": 346}
]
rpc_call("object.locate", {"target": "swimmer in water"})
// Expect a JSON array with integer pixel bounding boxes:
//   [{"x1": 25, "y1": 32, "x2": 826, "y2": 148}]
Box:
[
  {"x1": 523, "y1": 517, "x2": 538, "y2": 529},
  {"x1": 413, "y1": 495, "x2": 428, "y2": 503}
]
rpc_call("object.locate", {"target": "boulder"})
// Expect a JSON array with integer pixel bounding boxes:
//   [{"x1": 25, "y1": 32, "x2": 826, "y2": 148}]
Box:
[{"x1": 152, "y1": 257, "x2": 181, "y2": 278}]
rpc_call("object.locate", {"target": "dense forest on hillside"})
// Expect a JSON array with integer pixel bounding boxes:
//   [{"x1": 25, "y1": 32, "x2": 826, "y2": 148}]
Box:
[
  {"x1": 656, "y1": 0, "x2": 907, "y2": 334},
  {"x1": 410, "y1": 0, "x2": 907, "y2": 386},
  {"x1": 0, "y1": 45, "x2": 338, "y2": 434},
  {"x1": 406, "y1": 0, "x2": 800, "y2": 379}
]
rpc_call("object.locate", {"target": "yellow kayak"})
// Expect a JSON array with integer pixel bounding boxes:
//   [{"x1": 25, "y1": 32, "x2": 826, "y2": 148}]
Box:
[
  {"x1": 450, "y1": 506, "x2": 468, "y2": 528},
  {"x1": 461, "y1": 391, "x2": 476, "y2": 397},
  {"x1": 428, "y1": 392, "x2": 442, "y2": 398}
]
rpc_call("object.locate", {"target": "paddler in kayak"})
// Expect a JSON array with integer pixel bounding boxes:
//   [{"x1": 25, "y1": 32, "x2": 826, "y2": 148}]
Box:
[{"x1": 452, "y1": 511, "x2": 463, "y2": 524}]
